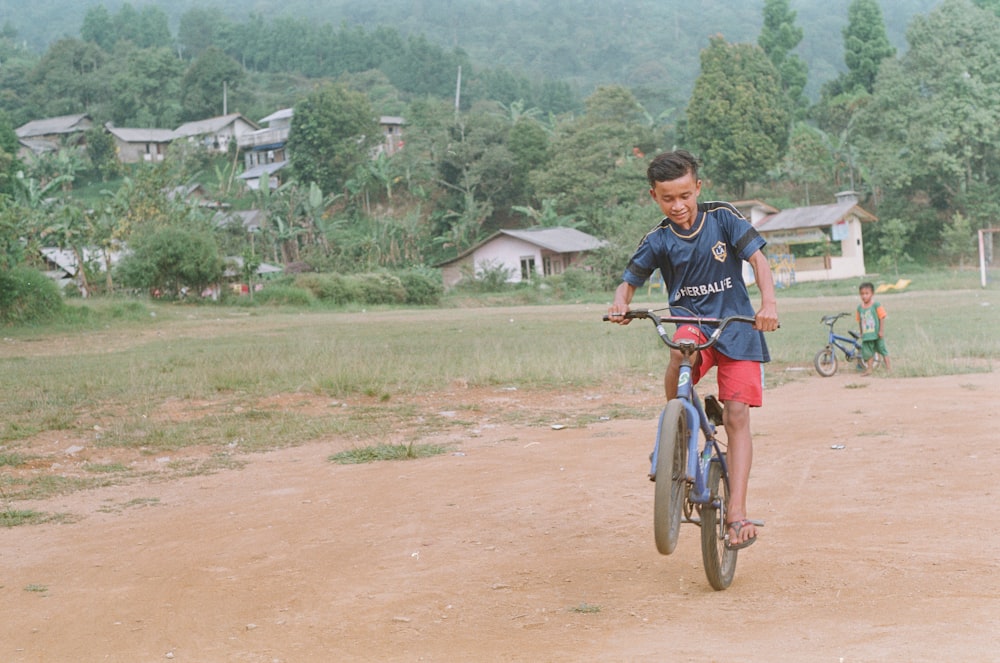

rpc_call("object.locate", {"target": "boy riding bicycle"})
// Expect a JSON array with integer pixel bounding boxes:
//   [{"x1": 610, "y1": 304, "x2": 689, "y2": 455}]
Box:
[{"x1": 608, "y1": 150, "x2": 779, "y2": 550}]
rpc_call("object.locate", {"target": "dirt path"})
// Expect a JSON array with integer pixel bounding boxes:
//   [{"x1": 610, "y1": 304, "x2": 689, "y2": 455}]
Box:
[{"x1": 2, "y1": 367, "x2": 999, "y2": 662}]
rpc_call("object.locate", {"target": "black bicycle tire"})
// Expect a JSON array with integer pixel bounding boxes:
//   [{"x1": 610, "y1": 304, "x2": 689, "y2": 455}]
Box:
[
  {"x1": 700, "y1": 456, "x2": 738, "y2": 590},
  {"x1": 653, "y1": 400, "x2": 687, "y2": 555},
  {"x1": 813, "y1": 347, "x2": 838, "y2": 377}
]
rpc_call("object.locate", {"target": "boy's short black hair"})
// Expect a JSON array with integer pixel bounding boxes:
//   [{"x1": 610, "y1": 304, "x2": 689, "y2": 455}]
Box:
[
  {"x1": 647, "y1": 150, "x2": 700, "y2": 188},
  {"x1": 859, "y1": 281, "x2": 875, "y2": 292}
]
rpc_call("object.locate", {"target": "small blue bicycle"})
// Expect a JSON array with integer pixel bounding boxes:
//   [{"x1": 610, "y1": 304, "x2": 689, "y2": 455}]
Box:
[
  {"x1": 604, "y1": 309, "x2": 761, "y2": 590},
  {"x1": 814, "y1": 312, "x2": 878, "y2": 376}
]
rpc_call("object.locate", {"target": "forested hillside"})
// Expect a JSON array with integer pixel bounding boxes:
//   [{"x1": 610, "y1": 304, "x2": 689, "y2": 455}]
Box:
[
  {"x1": 1, "y1": 0, "x2": 940, "y2": 100},
  {"x1": 0, "y1": 0, "x2": 997, "y2": 311}
]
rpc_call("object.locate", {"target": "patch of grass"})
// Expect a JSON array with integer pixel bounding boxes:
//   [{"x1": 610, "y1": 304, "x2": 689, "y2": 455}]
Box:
[
  {"x1": 23, "y1": 584, "x2": 48, "y2": 593},
  {"x1": 569, "y1": 603, "x2": 601, "y2": 614},
  {"x1": 84, "y1": 462, "x2": 130, "y2": 474},
  {"x1": 2, "y1": 509, "x2": 52, "y2": 527},
  {"x1": 329, "y1": 442, "x2": 451, "y2": 464},
  {"x1": 0, "y1": 451, "x2": 31, "y2": 467},
  {"x1": 98, "y1": 497, "x2": 160, "y2": 513},
  {"x1": 0, "y1": 473, "x2": 113, "y2": 501}
]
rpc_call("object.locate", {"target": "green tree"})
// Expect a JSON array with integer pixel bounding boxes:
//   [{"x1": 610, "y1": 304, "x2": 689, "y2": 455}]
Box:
[
  {"x1": 40, "y1": 201, "x2": 92, "y2": 296},
  {"x1": 758, "y1": 0, "x2": 808, "y2": 117},
  {"x1": 180, "y1": 47, "x2": 244, "y2": 121},
  {"x1": 287, "y1": 83, "x2": 380, "y2": 195},
  {"x1": 109, "y1": 45, "x2": 185, "y2": 127},
  {"x1": 940, "y1": 212, "x2": 976, "y2": 267},
  {"x1": 530, "y1": 85, "x2": 654, "y2": 226},
  {"x1": 685, "y1": 36, "x2": 790, "y2": 197},
  {"x1": 29, "y1": 38, "x2": 108, "y2": 114},
  {"x1": 116, "y1": 225, "x2": 222, "y2": 298},
  {"x1": 841, "y1": 0, "x2": 896, "y2": 94},
  {"x1": 177, "y1": 8, "x2": 227, "y2": 60},
  {"x1": 781, "y1": 123, "x2": 835, "y2": 205},
  {"x1": 84, "y1": 126, "x2": 120, "y2": 182},
  {"x1": 856, "y1": 0, "x2": 1000, "y2": 220},
  {"x1": 80, "y1": 5, "x2": 116, "y2": 52}
]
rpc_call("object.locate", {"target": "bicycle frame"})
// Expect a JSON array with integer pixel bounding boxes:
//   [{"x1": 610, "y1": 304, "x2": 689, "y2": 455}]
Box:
[
  {"x1": 604, "y1": 308, "x2": 764, "y2": 589},
  {"x1": 612, "y1": 311, "x2": 753, "y2": 506},
  {"x1": 822, "y1": 313, "x2": 863, "y2": 361},
  {"x1": 649, "y1": 348, "x2": 726, "y2": 506}
]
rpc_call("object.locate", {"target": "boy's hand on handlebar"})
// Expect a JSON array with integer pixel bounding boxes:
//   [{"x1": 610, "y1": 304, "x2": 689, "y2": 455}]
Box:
[
  {"x1": 754, "y1": 302, "x2": 779, "y2": 332},
  {"x1": 607, "y1": 303, "x2": 631, "y2": 325}
]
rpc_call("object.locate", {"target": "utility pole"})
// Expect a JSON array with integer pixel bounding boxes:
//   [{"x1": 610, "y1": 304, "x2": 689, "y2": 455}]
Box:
[{"x1": 454, "y1": 66, "x2": 462, "y2": 117}]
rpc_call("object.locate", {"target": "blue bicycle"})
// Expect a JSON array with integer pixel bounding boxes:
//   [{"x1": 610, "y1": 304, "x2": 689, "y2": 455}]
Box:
[
  {"x1": 604, "y1": 309, "x2": 762, "y2": 590},
  {"x1": 814, "y1": 312, "x2": 878, "y2": 377}
]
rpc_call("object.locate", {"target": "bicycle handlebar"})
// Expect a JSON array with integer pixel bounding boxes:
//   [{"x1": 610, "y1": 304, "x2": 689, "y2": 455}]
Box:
[
  {"x1": 820, "y1": 312, "x2": 853, "y2": 326},
  {"x1": 602, "y1": 309, "x2": 759, "y2": 352}
]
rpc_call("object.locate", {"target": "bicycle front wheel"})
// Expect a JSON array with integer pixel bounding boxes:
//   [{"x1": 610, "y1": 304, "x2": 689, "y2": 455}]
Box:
[
  {"x1": 653, "y1": 400, "x2": 688, "y2": 555},
  {"x1": 700, "y1": 456, "x2": 738, "y2": 590},
  {"x1": 813, "y1": 347, "x2": 838, "y2": 377}
]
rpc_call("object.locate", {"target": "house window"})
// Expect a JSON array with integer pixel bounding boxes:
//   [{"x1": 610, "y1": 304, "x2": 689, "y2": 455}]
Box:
[
  {"x1": 543, "y1": 256, "x2": 563, "y2": 276},
  {"x1": 520, "y1": 256, "x2": 536, "y2": 281}
]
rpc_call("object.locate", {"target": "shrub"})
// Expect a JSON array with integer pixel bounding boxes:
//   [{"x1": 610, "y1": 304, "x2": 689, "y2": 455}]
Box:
[
  {"x1": 455, "y1": 260, "x2": 514, "y2": 293},
  {"x1": 549, "y1": 267, "x2": 601, "y2": 294},
  {"x1": 253, "y1": 284, "x2": 316, "y2": 306},
  {"x1": 294, "y1": 273, "x2": 360, "y2": 304},
  {"x1": 355, "y1": 272, "x2": 406, "y2": 305},
  {"x1": 0, "y1": 268, "x2": 65, "y2": 325},
  {"x1": 397, "y1": 267, "x2": 444, "y2": 305}
]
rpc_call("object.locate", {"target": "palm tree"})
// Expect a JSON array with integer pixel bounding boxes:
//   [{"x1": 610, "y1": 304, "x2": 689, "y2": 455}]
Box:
[{"x1": 42, "y1": 201, "x2": 92, "y2": 296}]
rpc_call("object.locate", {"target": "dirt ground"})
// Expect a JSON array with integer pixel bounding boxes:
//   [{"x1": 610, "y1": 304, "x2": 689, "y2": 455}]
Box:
[{"x1": 2, "y1": 355, "x2": 999, "y2": 661}]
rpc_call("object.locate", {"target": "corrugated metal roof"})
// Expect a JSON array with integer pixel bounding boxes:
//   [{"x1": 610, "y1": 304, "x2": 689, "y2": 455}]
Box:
[
  {"x1": 259, "y1": 108, "x2": 293, "y2": 124},
  {"x1": 237, "y1": 161, "x2": 288, "y2": 180},
  {"x1": 107, "y1": 127, "x2": 179, "y2": 143},
  {"x1": 16, "y1": 114, "x2": 91, "y2": 138},
  {"x1": 174, "y1": 114, "x2": 259, "y2": 137},
  {"x1": 498, "y1": 227, "x2": 607, "y2": 252},
  {"x1": 756, "y1": 200, "x2": 877, "y2": 232},
  {"x1": 436, "y1": 226, "x2": 607, "y2": 267}
]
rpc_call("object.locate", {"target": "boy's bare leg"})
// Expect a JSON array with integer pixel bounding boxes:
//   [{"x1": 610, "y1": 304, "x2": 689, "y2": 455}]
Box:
[
  {"x1": 861, "y1": 357, "x2": 872, "y2": 376},
  {"x1": 723, "y1": 400, "x2": 755, "y2": 545}
]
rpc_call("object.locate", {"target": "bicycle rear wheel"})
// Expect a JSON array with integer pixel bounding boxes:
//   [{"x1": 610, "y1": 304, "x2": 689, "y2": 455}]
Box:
[
  {"x1": 813, "y1": 347, "x2": 838, "y2": 377},
  {"x1": 700, "y1": 456, "x2": 738, "y2": 590},
  {"x1": 653, "y1": 400, "x2": 688, "y2": 555}
]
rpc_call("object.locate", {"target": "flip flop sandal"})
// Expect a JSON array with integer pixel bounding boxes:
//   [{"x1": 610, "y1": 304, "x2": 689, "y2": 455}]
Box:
[{"x1": 725, "y1": 519, "x2": 758, "y2": 550}]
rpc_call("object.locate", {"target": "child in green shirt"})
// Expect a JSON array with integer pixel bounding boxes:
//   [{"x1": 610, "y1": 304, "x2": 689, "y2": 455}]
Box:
[{"x1": 856, "y1": 281, "x2": 891, "y2": 375}]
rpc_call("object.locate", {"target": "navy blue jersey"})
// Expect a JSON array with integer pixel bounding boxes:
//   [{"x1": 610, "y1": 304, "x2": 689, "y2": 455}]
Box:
[{"x1": 622, "y1": 201, "x2": 770, "y2": 361}]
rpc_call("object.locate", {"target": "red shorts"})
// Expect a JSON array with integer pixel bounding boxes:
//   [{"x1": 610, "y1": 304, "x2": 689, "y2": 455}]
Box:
[{"x1": 674, "y1": 325, "x2": 764, "y2": 407}]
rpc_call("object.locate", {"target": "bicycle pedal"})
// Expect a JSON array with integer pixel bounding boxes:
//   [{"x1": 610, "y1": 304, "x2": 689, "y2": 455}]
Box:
[{"x1": 704, "y1": 395, "x2": 724, "y2": 426}]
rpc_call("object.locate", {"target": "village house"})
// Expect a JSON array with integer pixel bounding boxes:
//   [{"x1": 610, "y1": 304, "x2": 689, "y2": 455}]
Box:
[
  {"x1": 237, "y1": 108, "x2": 291, "y2": 191},
  {"x1": 174, "y1": 113, "x2": 260, "y2": 153},
  {"x1": 437, "y1": 227, "x2": 606, "y2": 289},
  {"x1": 105, "y1": 125, "x2": 179, "y2": 164},
  {"x1": 15, "y1": 113, "x2": 92, "y2": 159},
  {"x1": 377, "y1": 116, "x2": 405, "y2": 157},
  {"x1": 737, "y1": 192, "x2": 877, "y2": 286}
]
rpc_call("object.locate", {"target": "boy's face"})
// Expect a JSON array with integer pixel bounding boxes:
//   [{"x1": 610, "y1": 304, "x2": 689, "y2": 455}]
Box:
[
  {"x1": 859, "y1": 287, "x2": 874, "y2": 305},
  {"x1": 650, "y1": 172, "x2": 701, "y2": 229}
]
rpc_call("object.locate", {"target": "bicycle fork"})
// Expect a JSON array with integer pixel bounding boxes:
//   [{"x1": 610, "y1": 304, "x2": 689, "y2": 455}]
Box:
[
  {"x1": 683, "y1": 398, "x2": 713, "y2": 504},
  {"x1": 647, "y1": 397, "x2": 715, "y2": 505}
]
